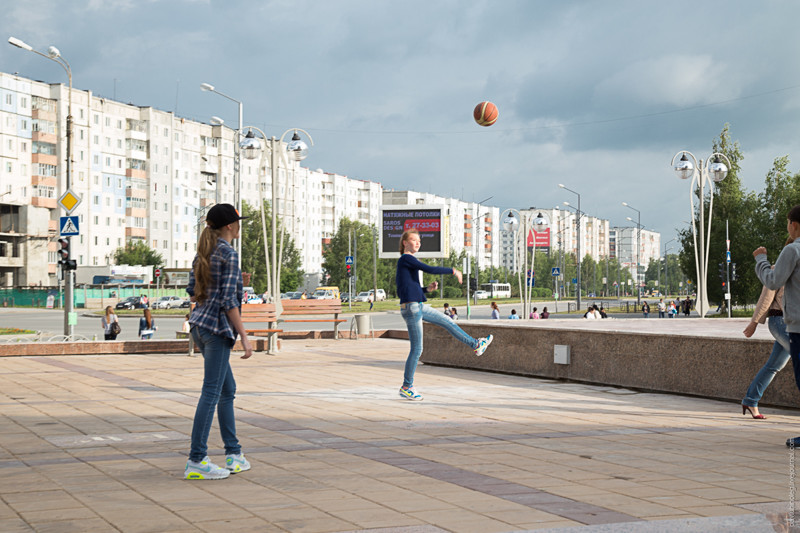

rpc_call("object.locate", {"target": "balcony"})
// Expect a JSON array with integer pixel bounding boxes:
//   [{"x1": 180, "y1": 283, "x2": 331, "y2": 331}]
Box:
[
  {"x1": 32, "y1": 131, "x2": 57, "y2": 144},
  {"x1": 32, "y1": 153, "x2": 58, "y2": 166},
  {"x1": 31, "y1": 197, "x2": 56, "y2": 208},
  {"x1": 125, "y1": 227, "x2": 147, "y2": 238},
  {"x1": 125, "y1": 168, "x2": 147, "y2": 179}
]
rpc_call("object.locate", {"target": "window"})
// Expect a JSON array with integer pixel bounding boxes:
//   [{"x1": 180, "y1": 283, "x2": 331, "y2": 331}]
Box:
[
  {"x1": 105, "y1": 117, "x2": 110, "y2": 127},
  {"x1": 94, "y1": 115, "x2": 99, "y2": 125},
  {"x1": 94, "y1": 216, "x2": 99, "y2": 224},
  {"x1": 93, "y1": 196, "x2": 100, "y2": 206}
]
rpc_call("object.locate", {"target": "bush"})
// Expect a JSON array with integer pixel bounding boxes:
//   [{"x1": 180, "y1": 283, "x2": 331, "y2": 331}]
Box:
[{"x1": 444, "y1": 286, "x2": 462, "y2": 299}]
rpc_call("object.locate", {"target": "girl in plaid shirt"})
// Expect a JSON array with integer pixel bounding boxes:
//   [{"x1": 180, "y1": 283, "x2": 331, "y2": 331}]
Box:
[{"x1": 183, "y1": 204, "x2": 254, "y2": 480}]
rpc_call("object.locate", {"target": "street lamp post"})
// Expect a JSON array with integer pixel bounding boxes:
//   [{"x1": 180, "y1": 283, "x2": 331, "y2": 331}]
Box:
[
  {"x1": 559, "y1": 184, "x2": 582, "y2": 311},
  {"x1": 241, "y1": 128, "x2": 313, "y2": 299},
  {"x1": 622, "y1": 202, "x2": 642, "y2": 308},
  {"x1": 671, "y1": 151, "x2": 731, "y2": 317},
  {"x1": 663, "y1": 238, "x2": 676, "y2": 296},
  {"x1": 9, "y1": 36, "x2": 75, "y2": 338},
  {"x1": 201, "y1": 83, "x2": 243, "y2": 270}
]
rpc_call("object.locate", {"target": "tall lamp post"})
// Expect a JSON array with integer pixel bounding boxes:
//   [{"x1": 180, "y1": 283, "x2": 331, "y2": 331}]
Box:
[
  {"x1": 559, "y1": 184, "x2": 582, "y2": 311},
  {"x1": 200, "y1": 82, "x2": 243, "y2": 270},
  {"x1": 502, "y1": 209, "x2": 548, "y2": 319},
  {"x1": 663, "y1": 238, "x2": 676, "y2": 296},
  {"x1": 9, "y1": 36, "x2": 75, "y2": 338},
  {"x1": 671, "y1": 151, "x2": 730, "y2": 318},
  {"x1": 622, "y1": 202, "x2": 642, "y2": 307}
]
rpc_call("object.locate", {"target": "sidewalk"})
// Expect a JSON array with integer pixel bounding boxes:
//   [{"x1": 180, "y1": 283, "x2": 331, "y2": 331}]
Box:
[{"x1": 0, "y1": 338, "x2": 795, "y2": 532}]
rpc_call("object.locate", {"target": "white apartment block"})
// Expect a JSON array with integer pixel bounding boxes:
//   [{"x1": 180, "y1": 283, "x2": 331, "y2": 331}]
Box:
[
  {"x1": 609, "y1": 227, "x2": 661, "y2": 285},
  {"x1": 382, "y1": 190, "x2": 501, "y2": 271},
  {"x1": 500, "y1": 207, "x2": 611, "y2": 272},
  {"x1": 0, "y1": 70, "x2": 388, "y2": 288}
]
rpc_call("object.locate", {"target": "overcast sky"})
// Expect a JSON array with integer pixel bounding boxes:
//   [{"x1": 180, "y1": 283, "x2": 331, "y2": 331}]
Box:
[{"x1": 3, "y1": 0, "x2": 800, "y2": 245}]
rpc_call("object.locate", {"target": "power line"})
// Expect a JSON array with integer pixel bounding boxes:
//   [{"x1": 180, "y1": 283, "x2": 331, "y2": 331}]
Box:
[{"x1": 277, "y1": 82, "x2": 800, "y2": 136}]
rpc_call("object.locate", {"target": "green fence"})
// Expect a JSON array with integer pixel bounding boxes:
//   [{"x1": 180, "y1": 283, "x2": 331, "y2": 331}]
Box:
[{"x1": 0, "y1": 286, "x2": 188, "y2": 309}]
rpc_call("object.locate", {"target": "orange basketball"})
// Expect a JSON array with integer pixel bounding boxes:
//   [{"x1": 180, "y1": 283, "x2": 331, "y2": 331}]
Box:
[{"x1": 473, "y1": 101, "x2": 498, "y2": 127}]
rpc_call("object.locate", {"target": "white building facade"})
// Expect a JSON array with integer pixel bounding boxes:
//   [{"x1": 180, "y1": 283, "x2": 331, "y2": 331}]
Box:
[{"x1": 609, "y1": 227, "x2": 661, "y2": 288}]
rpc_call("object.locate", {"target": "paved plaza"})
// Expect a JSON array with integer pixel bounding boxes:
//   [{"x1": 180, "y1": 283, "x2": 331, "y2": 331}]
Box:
[{"x1": 0, "y1": 335, "x2": 798, "y2": 532}]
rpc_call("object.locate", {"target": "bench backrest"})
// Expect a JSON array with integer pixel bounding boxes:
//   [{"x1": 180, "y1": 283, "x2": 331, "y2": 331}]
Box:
[
  {"x1": 241, "y1": 303, "x2": 279, "y2": 323},
  {"x1": 281, "y1": 299, "x2": 342, "y2": 315}
]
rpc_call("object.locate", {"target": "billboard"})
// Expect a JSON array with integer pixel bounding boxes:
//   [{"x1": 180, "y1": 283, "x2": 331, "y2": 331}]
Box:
[
  {"x1": 379, "y1": 205, "x2": 448, "y2": 259},
  {"x1": 526, "y1": 227, "x2": 551, "y2": 253}
]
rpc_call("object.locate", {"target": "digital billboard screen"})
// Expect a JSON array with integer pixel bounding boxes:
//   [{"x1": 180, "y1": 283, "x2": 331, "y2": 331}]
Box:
[{"x1": 380, "y1": 205, "x2": 447, "y2": 259}]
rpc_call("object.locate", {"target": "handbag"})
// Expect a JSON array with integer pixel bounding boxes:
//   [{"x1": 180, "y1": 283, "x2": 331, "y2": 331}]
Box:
[{"x1": 111, "y1": 320, "x2": 121, "y2": 335}]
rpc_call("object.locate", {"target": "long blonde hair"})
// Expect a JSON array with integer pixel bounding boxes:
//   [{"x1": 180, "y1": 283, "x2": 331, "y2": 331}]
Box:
[
  {"x1": 193, "y1": 225, "x2": 221, "y2": 304},
  {"x1": 143, "y1": 308, "x2": 153, "y2": 329},
  {"x1": 398, "y1": 227, "x2": 419, "y2": 255}
]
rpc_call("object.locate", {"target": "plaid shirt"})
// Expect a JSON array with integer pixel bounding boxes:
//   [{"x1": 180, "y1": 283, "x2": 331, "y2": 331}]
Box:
[{"x1": 186, "y1": 238, "x2": 243, "y2": 341}]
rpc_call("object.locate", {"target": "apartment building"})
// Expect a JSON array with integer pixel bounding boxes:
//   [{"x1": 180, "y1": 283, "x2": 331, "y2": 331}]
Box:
[
  {"x1": 500, "y1": 207, "x2": 612, "y2": 272},
  {"x1": 609, "y1": 226, "x2": 661, "y2": 286},
  {"x1": 0, "y1": 71, "x2": 384, "y2": 287}
]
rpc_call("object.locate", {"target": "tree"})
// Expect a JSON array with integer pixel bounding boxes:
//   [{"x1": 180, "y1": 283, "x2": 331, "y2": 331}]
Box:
[
  {"x1": 322, "y1": 218, "x2": 397, "y2": 297},
  {"x1": 240, "y1": 200, "x2": 304, "y2": 294},
  {"x1": 113, "y1": 241, "x2": 164, "y2": 267}
]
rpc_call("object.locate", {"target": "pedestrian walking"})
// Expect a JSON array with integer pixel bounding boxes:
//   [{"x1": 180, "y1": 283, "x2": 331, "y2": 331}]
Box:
[
  {"x1": 741, "y1": 239, "x2": 794, "y2": 419},
  {"x1": 101, "y1": 306, "x2": 120, "y2": 340},
  {"x1": 754, "y1": 205, "x2": 800, "y2": 446},
  {"x1": 396, "y1": 227, "x2": 493, "y2": 401},
  {"x1": 138, "y1": 308, "x2": 158, "y2": 339},
  {"x1": 184, "y1": 203, "x2": 253, "y2": 479}
]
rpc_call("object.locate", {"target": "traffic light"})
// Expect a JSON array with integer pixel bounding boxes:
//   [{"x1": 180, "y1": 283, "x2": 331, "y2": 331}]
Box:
[
  {"x1": 346, "y1": 263, "x2": 352, "y2": 278},
  {"x1": 718, "y1": 262, "x2": 725, "y2": 281},
  {"x1": 58, "y1": 237, "x2": 77, "y2": 270},
  {"x1": 731, "y1": 263, "x2": 737, "y2": 281}
]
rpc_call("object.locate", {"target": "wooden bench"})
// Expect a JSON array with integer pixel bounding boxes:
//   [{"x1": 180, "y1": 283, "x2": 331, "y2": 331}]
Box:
[
  {"x1": 241, "y1": 303, "x2": 283, "y2": 341},
  {"x1": 280, "y1": 299, "x2": 346, "y2": 339}
]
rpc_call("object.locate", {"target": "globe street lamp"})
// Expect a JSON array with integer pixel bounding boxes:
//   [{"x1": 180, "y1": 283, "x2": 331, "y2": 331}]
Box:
[
  {"x1": 671, "y1": 151, "x2": 731, "y2": 317},
  {"x1": 559, "y1": 184, "x2": 582, "y2": 311},
  {"x1": 9, "y1": 36, "x2": 75, "y2": 338},
  {"x1": 241, "y1": 128, "x2": 313, "y2": 301},
  {"x1": 663, "y1": 238, "x2": 676, "y2": 296},
  {"x1": 622, "y1": 202, "x2": 642, "y2": 307},
  {"x1": 503, "y1": 209, "x2": 548, "y2": 319},
  {"x1": 200, "y1": 82, "x2": 243, "y2": 269}
]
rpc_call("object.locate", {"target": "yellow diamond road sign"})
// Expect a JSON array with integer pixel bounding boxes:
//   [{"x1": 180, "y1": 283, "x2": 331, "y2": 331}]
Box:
[{"x1": 58, "y1": 189, "x2": 81, "y2": 214}]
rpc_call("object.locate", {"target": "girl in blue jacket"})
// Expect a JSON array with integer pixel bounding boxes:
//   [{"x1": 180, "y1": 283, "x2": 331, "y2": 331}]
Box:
[{"x1": 396, "y1": 228, "x2": 493, "y2": 401}]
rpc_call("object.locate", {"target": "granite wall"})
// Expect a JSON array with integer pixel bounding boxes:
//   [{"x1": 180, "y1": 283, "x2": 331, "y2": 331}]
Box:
[{"x1": 421, "y1": 322, "x2": 800, "y2": 409}]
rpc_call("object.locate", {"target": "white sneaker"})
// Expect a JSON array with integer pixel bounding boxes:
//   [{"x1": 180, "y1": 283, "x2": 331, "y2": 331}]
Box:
[
  {"x1": 474, "y1": 335, "x2": 493, "y2": 356},
  {"x1": 399, "y1": 387, "x2": 423, "y2": 401},
  {"x1": 184, "y1": 456, "x2": 230, "y2": 480},
  {"x1": 225, "y1": 453, "x2": 251, "y2": 473}
]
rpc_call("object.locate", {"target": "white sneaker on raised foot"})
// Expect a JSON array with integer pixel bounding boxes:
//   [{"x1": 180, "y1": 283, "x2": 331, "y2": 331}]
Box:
[
  {"x1": 184, "y1": 456, "x2": 230, "y2": 480},
  {"x1": 225, "y1": 453, "x2": 251, "y2": 473},
  {"x1": 474, "y1": 334, "x2": 493, "y2": 356}
]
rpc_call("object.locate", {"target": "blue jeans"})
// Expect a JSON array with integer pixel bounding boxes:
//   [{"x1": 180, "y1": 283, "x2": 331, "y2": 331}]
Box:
[
  {"x1": 189, "y1": 326, "x2": 241, "y2": 462},
  {"x1": 400, "y1": 302, "x2": 478, "y2": 388},
  {"x1": 743, "y1": 316, "x2": 791, "y2": 407},
  {"x1": 658, "y1": 311, "x2": 665, "y2": 318}
]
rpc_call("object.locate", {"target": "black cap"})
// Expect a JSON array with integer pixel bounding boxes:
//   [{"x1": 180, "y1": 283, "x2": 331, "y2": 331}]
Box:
[{"x1": 206, "y1": 203, "x2": 248, "y2": 229}]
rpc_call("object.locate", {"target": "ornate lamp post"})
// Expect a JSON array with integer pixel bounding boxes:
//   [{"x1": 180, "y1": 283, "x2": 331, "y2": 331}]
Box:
[
  {"x1": 671, "y1": 151, "x2": 731, "y2": 317},
  {"x1": 559, "y1": 184, "x2": 582, "y2": 311},
  {"x1": 622, "y1": 202, "x2": 642, "y2": 307}
]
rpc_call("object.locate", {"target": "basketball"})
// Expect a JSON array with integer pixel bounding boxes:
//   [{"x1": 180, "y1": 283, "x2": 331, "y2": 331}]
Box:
[{"x1": 473, "y1": 101, "x2": 498, "y2": 127}]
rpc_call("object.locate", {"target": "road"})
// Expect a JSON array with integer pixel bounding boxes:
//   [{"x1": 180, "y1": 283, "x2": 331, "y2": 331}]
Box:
[{"x1": 0, "y1": 299, "x2": 707, "y2": 341}]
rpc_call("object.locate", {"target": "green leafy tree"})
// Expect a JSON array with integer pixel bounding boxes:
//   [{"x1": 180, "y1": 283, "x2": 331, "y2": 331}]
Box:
[
  {"x1": 240, "y1": 201, "x2": 304, "y2": 294},
  {"x1": 113, "y1": 241, "x2": 164, "y2": 267},
  {"x1": 322, "y1": 218, "x2": 397, "y2": 297}
]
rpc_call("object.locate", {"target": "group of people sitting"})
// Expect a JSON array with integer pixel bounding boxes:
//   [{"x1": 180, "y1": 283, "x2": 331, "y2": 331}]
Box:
[{"x1": 584, "y1": 304, "x2": 607, "y2": 319}]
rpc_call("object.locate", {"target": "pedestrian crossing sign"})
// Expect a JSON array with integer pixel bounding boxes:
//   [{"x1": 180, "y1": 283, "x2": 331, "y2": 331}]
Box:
[{"x1": 60, "y1": 216, "x2": 80, "y2": 236}]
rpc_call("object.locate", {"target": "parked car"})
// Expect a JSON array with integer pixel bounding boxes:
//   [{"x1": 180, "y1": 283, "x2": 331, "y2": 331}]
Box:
[
  {"x1": 154, "y1": 296, "x2": 183, "y2": 309},
  {"x1": 282, "y1": 291, "x2": 304, "y2": 299},
  {"x1": 244, "y1": 295, "x2": 264, "y2": 304},
  {"x1": 368, "y1": 289, "x2": 387, "y2": 301},
  {"x1": 179, "y1": 299, "x2": 192, "y2": 308},
  {"x1": 354, "y1": 291, "x2": 372, "y2": 302},
  {"x1": 115, "y1": 296, "x2": 146, "y2": 310},
  {"x1": 473, "y1": 290, "x2": 490, "y2": 300}
]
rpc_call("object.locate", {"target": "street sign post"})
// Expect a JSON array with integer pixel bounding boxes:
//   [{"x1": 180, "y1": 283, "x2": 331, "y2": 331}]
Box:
[{"x1": 59, "y1": 216, "x2": 79, "y2": 236}]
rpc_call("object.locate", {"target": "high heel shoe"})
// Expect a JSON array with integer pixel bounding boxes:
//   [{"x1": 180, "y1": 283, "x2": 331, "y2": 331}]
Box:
[{"x1": 742, "y1": 404, "x2": 767, "y2": 419}]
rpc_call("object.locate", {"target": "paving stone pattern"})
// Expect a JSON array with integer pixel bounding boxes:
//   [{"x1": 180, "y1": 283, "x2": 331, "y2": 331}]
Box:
[{"x1": 0, "y1": 338, "x2": 796, "y2": 532}]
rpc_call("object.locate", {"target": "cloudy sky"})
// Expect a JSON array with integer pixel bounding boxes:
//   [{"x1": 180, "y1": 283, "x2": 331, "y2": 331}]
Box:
[{"x1": 3, "y1": 0, "x2": 799, "y2": 245}]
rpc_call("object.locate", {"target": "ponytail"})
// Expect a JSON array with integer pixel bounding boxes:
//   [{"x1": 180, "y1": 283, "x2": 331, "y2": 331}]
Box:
[{"x1": 193, "y1": 225, "x2": 220, "y2": 304}]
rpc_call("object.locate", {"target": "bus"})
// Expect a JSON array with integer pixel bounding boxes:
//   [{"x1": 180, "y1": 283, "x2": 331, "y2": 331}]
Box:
[{"x1": 481, "y1": 283, "x2": 512, "y2": 299}]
